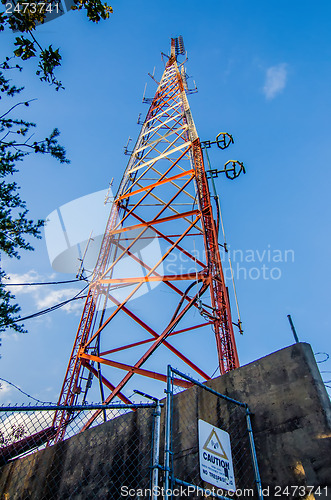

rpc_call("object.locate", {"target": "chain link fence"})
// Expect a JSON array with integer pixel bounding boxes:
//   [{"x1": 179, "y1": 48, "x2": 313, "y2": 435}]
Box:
[
  {"x1": 0, "y1": 402, "x2": 160, "y2": 499},
  {"x1": 0, "y1": 370, "x2": 263, "y2": 499},
  {"x1": 164, "y1": 367, "x2": 263, "y2": 499}
]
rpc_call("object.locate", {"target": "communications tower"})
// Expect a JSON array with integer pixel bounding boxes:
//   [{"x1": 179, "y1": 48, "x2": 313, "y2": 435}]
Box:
[{"x1": 53, "y1": 38, "x2": 243, "y2": 442}]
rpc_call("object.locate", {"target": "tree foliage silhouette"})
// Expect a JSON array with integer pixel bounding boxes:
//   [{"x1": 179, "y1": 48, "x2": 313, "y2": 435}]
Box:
[{"x1": 0, "y1": 1, "x2": 112, "y2": 338}]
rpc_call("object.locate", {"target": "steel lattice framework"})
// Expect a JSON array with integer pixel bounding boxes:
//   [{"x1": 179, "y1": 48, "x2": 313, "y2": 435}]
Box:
[{"x1": 52, "y1": 38, "x2": 240, "y2": 442}]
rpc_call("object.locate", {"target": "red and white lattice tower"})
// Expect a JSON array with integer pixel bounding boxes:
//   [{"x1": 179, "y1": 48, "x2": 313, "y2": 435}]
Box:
[{"x1": 52, "y1": 38, "x2": 240, "y2": 441}]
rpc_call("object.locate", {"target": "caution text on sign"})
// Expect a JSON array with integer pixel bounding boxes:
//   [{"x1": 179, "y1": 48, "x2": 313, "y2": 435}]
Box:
[{"x1": 198, "y1": 419, "x2": 236, "y2": 491}]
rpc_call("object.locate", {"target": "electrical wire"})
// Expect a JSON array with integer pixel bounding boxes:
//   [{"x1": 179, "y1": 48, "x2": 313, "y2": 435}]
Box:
[
  {"x1": 3, "y1": 277, "x2": 91, "y2": 287},
  {"x1": 210, "y1": 365, "x2": 220, "y2": 378},
  {"x1": 0, "y1": 377, "x2": 55, "y2": 405},
  {"x1": 12, "y1": 284, "x2": 90, "y2": 323},
  {"x1": 14, "y1": 295, "x2": 88, "y2": 322},
  {"x1": 315, "y1": 352, "x2": 330, "y2": 363},
  {"x1": 315, "y1": 353, "x2": 331, "y2": 399},
  {"x1": 6, "y1": 281, "x2": 140, "y2": 325}
]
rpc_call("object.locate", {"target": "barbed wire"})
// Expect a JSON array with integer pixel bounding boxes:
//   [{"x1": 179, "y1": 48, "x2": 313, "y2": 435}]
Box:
[{"x1": 0, "y1": 377, "x2": 55, "y2": 405}]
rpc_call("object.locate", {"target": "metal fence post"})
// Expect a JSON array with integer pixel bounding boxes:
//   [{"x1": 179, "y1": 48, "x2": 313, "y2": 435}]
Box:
[
  {"x1": 164, "y1": 365, "x2": 173, "y2": 499},
  {"x1": 132, "y1": 389, "x2": 162, "y2": 500},
  {"x1": 151, "y1": 399, "x2": 161, "y2": 500},
  {"x1": 246, "y1": 408, "x2": 264, "y2": 500}
]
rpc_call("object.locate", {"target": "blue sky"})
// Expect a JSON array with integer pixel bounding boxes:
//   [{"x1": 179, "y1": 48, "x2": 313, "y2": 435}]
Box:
[{"x1": 1, "y1": 0, "x2": 331, "y2": 404}]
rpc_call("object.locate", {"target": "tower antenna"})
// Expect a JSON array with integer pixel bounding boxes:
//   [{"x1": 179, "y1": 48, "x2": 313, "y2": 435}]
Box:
[{"x1": 51, "y1": 37, "x2": 244, "y2": 442}]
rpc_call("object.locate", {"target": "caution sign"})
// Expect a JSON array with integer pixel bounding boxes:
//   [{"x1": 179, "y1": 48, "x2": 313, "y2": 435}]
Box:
[{"x1": 198, "y1": 419, "x2": 236, "y2": 491}]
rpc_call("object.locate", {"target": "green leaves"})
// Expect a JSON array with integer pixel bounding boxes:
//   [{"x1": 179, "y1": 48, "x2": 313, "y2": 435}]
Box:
[
  {"x1": 14, "y1": 37, "x2": 36, "y2": 60},
  {"x1": 0, "y1": 275, "x2": 27, "y2": 334},
  {"x1": 0, "y1": 90, "x2": 70, "y2": 259},
  {"x1": 0, "y1": 181, "x2": 45, "y2": 259},
  {"x1": 0, "y1": 64, "x2": 23, "y2": 97},
  {"x1": 71, "y1": 0, "x2": 113, "y2": 23},
  {"x1": 1, "y1": 0, "x2": 112, "y2": 90},
  {"x1": 0, "y1": 0, "x2": 112, "y2": 339},
  {"x1": 0, "y1": 65, "x2": 70, "y2": 337},
  {"x1": 37, "y1": 46, "x2": 63, "y2": 90},
  {"x1": 34, "y1": 128, "x2": 70, "y2": 163}
]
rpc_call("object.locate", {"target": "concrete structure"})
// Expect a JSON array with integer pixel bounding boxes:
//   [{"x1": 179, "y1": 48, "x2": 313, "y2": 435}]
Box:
[
  {"x1": 0, "y1": 343, "x2": 330, "y2": 499},
  {"x1": 203, "y1": 342, "x2": 331, "y2": 497}
]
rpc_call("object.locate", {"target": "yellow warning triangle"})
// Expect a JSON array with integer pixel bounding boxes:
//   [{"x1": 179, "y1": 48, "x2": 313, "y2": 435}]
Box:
[{"x1": 203, "y1": 429, "x2": 228, "y2": 460}]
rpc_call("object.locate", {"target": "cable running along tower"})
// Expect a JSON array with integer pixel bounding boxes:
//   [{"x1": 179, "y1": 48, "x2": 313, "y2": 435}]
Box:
[{"x1": 53, "y1": 38, "x2": 242, "y2": 441}]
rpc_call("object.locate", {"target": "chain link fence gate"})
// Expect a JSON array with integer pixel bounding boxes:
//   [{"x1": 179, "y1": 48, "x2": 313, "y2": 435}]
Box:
[
  {"x1": 0, "y1": 401, "x2": 162, "y2": 499},
  {"x1": 164, "y1": 366, "x2": 263, "y2": 500}
]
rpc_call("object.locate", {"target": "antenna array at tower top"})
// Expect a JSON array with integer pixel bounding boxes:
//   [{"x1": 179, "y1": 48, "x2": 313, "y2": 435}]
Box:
[{"x1": 175, "y1": 35, "x2": 185, "y2": 56}]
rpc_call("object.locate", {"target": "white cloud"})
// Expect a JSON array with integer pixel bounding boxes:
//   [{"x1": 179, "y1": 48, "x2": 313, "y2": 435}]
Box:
[
  {"x1": 3, "y1": 270, "x2": 84, "y2": 317},
  {"x1": 34, "y1": 288, "x2": 85, "y2": 315},
  {"x1": 35, "y1": 288, "x2": 79, "y2": 310},
  {"x1": 263, "y1": 63, "x2": 288, "y2": 100},
  {"x1": 0, "y1": 381, "x2": 12, "y2": 398},
  {"x1": 4, "y1": 270, "x2": 44, "y2": 295}
]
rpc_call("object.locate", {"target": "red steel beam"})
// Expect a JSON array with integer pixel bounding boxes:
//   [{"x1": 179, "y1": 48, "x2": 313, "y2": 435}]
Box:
[
  {"x1": 99, "y1": 322, "x2": 211, "y2": 356},
  {"x1": 81, "y1": 283, "x2": 209, "y2": 430},
  {"x1": 99, "y1": 272, "x2": 206, "y2": 284},
  {"x1": 80, "y1": 353, "x2": 192, "y2": 389}
]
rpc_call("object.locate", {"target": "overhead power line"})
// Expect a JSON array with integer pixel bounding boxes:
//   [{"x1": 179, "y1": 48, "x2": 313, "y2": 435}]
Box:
[
  {"x1": 3, "y1": 277, "x2": 90, "y2": 287},
  {"x1": 14, "y1": 286, "x2": 90, "y2": 323},
  {"x1": 7, "y1": 282, "x2": 134, "y2": 324}
]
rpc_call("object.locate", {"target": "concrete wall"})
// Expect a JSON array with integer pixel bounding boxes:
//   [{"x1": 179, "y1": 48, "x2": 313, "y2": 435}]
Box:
[
  {"x1": 204, "y1": 342, "x2": 331, "y2": 494},
  {"x1": 1, "y1": 343, "x2": 330, "y2": 499}
]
